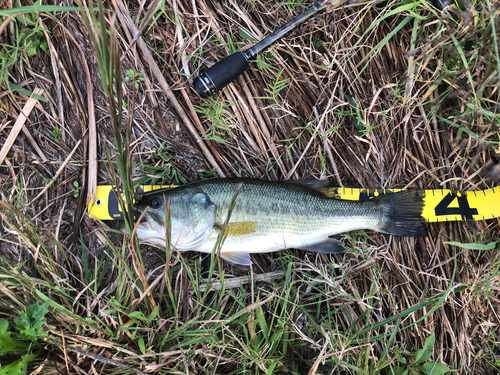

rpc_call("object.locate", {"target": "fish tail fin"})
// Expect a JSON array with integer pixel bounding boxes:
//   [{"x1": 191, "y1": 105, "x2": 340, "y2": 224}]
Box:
[{"x1": 376, "y1": 191, "x2": 428, "y2": 237}]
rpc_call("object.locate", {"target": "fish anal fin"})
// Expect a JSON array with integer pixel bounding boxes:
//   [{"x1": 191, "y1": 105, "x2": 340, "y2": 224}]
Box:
[
  {"x1": 301, "y1": 238, "x2": 345, "y2": 254},
  {"x1": 223, "y1": 222, "x2": 258, "y2": 237},
  {"x1": 220, "y1": 251, "x2": 252, "y2": 266}
]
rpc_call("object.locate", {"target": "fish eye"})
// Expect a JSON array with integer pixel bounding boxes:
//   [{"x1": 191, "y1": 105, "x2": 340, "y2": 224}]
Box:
[{"x1": 150, "y1": 198, "x2": 162, "y2": 209}]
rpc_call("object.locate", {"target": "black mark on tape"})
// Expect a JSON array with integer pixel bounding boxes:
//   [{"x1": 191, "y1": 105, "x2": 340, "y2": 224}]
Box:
[
  {"x1": 108, "y1": 188, "x2": 124, "y2": 220},
  {"x1": 359, "y1": 189, "x2": 394, "y2": 201},
  {"x1": 434, "y1": 192, "x2": 478, "y2": 220}
]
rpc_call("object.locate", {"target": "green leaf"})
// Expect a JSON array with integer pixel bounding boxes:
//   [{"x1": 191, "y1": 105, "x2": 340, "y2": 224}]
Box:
[
  {"x1": 128, "y1": 311, "x2": 147, "y2": 321},
  {"x1": 255, "y1": 300, "x2": 269, "y2": 339},
  {"x1": 414, "y1": 347, "x2": 433, "y2": 365},
  {"x1": 388, "y1": 367, "x2": 408, "y2": 375},
  {"x1": 416, "y1": 361, "x2": 451, "y2": 374},
  {"x1": 312, "y1": 39, "x2": 323, "y2": 48},
  {"x1": 414, "y1": 333, "x2": 435, "y2": 364},
  {"x1": 0, "y1": 358, "x2": 24, "y2": 375},
  {"x1": 40, "y1": 41, "x2": 49, "y2": 54},
  {"x1": 0, "y1": 319, "x2": 28, "y2": 355},
  {"x1": 4, "y1": 82, "x2": 48, "y2": 103},
  {"x1": 0, "y1": 352, "x2": 39, "y2": 375},
  {"x1": 424, "y1": 333, "x2": 436, "y2": 350},
  {"x1": 0, "y1": 5, "x2": 79, "y2": 17},
  {"x1": 26, "y1": 45, "x2": 37, "y2": 57},
  {"x1": 238, "y1": 28, "x2": 254, "y2": 42},
  {"x1": 14, "y1": 301, "x2": 49, "y2": 340},
  {"x1": 266, "y1": 357, "x2": 283, "y2": 375},
  {"x1": 147, "y1": 307, "x2": 159, "y2": 323},
  {"x1": 137, "y1": 336, "x2": 145, "y2": 354},
  {"x1": 25, "y1": 13, "x2": 36, "y2": 26},
  {"x1": 446, "y1": 241, "x2": 498, "y2": 250}
]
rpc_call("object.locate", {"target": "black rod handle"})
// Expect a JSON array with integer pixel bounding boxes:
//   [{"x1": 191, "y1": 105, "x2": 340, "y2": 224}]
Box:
[{"x1": 192, "y1": 52, "x2": 248, "y2": 98}]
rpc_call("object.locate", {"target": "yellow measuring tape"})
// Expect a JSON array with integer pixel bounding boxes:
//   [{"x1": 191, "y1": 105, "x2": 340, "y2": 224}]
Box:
[{"x1": 88, "y1": 185, "x2": 500, "y2": 223}]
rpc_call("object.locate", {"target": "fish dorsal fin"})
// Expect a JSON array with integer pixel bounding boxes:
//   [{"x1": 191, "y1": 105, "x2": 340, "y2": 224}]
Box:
[
  {"x1": 286, "y1": 180, "x2": 334, "y2": 197},
  {"x1": 222, "y1": 222, "x2": 258, "y2": 237},
  {"x1": 300, "y1": 238, "x2": 345, "y2": 254},
  {"x1": 220, "y1": 251, "x2": 252, "y2": 266}
]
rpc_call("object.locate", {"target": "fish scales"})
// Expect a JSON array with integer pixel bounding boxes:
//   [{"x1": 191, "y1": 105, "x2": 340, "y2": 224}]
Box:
[{"x1": 196, "y1": 179, "x2": 381, "y2": 252}]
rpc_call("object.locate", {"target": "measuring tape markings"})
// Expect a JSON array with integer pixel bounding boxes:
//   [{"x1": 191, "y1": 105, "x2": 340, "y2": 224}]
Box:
[
  {"x1": 88, "y1": 185, "x2": 173, "y2": 220},
  {"x1": 88, "y1": 185, "x2": 500, "y2": 223}
]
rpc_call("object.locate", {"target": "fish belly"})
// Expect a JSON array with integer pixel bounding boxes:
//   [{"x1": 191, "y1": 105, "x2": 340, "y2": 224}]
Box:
[{"x1": 196, "y1": 213, "x2": 380, "y2": 254}]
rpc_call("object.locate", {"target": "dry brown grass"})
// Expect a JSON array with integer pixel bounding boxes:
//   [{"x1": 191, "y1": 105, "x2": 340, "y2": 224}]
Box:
[{"x1": 1, "y1": 0, "x2": 499, "y2": 373}]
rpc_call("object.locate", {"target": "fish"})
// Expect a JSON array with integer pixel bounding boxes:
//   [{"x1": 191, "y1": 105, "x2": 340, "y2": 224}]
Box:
[{"x1": 133, "y1": 178, "x2": 427, "y2": 266}]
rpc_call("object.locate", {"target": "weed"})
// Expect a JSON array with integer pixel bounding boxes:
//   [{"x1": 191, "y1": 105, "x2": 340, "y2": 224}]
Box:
[
  {"x1": 1, "y1": 2, "x2": 49, "y2": 63},
  {"x1": 0, "y1": 3, "x2": 66, "y2": 98},
  {"x1": 344, "y1": 94, "x2": 365, "y2": 136},
  {"x1": 0, "y1": 302, "x2": 49, "y2": 373},
  {"x1": 124, "y1": 68, "x2": 145, "y2": 89},
  {"x1": 17, "y1": 5, "x2": 49, "y2": 58},
  {"x1": 253, "y1": 52, "x2": 276, "y2": 73},
  {"x1": 195, "y1": 98, "x2": 236, "y2": 145},
  {"x1": 258, "y1": 67, "x2": 291, "y2": 113},
  {"x1": 133, "y1": 144, "x2": 188, "y2": 186},
  {"x1": 198, "y1": 168, "x2": 220, "y2": 180},
  {"x1": 51, "y1": 126, "x2": 61, "y2": 141},
  {"x1": 14, "y1": 302, "x2": 49, "y2": 341},
  {"x1": 73, "y1": 180, "x2": 80, "y2": 198},
  {"x1": 388, "y1": 334, "x2": 451, "y2": 375}
]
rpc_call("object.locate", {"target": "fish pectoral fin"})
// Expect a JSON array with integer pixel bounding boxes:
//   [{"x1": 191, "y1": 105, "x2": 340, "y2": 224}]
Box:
[
  {"x1": 300, "y1": 238, "x2": 345, "y2": 254},
  {"x1": 222, "y1": 222, "x2": 258, "y2": 237},
  {"x1": 220, "y1": 251, "x2": 252, "y2": 266}
]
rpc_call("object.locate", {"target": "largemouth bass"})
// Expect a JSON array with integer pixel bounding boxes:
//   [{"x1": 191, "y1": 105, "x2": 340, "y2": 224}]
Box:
[{"x1": 134, "y1": 178, "x2": 427, "y2": 265}]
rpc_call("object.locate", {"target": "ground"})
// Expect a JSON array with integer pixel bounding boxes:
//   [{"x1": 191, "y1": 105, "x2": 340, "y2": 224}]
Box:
[{"x1": 0, "y1": 0, "x2": 499, "y2": 374}]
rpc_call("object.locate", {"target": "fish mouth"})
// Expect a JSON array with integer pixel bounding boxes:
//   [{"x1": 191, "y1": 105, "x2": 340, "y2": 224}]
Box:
[
  {"x1": 133, "y1": 207, "x2": 165, "y2": 233},
  {"x1": 133, "y1": 208, "x2": 149, "y2": 223},
  {"x1": 134, "y1": 211, "x2": 167, "y2": 246}
]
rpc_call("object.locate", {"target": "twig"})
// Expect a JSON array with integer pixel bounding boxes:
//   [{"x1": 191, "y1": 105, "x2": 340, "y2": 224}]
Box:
[
  {"x1": 0, "y1": 87, "x2": 44, "y2": 164},
  {"x1": 197, "y1": 271, "x2": 285, "y2": 292},
  {"x1": 2, "y1": 157, "x2": 17, "y2": 182},
  {"x1": 21, "y1": 123, "x2": 48, "y2": 163}
]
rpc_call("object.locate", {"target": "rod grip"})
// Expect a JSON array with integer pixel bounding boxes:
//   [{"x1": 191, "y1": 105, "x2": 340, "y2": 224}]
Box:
[{"x1": 193, "y1": 52, "x2": 249, "y2": 98}]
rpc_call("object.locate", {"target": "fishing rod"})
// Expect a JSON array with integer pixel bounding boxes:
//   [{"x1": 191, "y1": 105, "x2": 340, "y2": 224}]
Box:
[{"x1": 192, "y1": 1, "x2": 327, "y2": 98}]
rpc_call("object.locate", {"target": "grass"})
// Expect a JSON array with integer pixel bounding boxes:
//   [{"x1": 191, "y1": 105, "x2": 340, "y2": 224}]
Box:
[{"x1": 0, "y1": 0, "x2": 499, "y2": 373}]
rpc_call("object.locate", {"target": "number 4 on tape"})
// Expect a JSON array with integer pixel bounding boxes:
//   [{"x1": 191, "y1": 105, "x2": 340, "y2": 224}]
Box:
[
  {"x1": 434, "y1": 192, "x2": 478, "y2": 220},
  {"x1": 424, "y1": 188, "x2": 498, "y2": 222}
]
